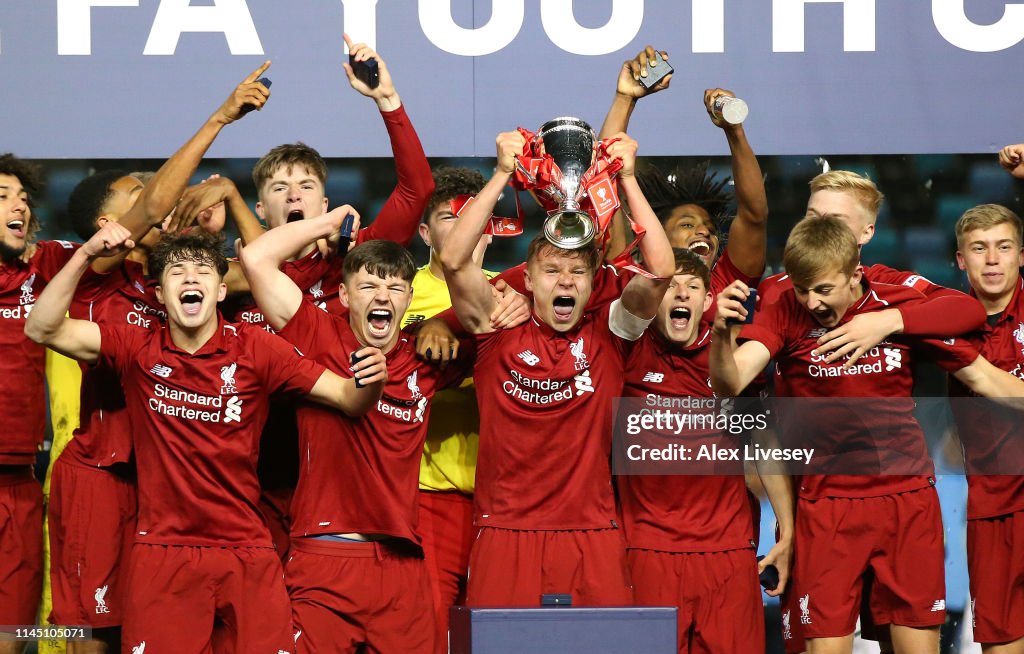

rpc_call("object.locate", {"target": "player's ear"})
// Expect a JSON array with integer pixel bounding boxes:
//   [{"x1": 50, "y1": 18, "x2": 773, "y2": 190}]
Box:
[
  {"x1": 418, "y1": 222, "x2": 432, "y2": 248},
  {"x1": 339, "y1": 283, "x2": 350, "y2": 309},
  {"x1": 956, "y1": 250, "x2": 966, "y2": 271},
  {"x1": 217, "y1": 282, "x2": 227, "y2": 303},
  {"x1": 702, "y1": 291, "x2": 713, "y2": 314},
  {"x1": 850, "y1": 265, "x2": 863, "y2": 288},
  {"x1": 155, "y1": 285, "x2": 165, "y2": 305},
  {"x1": 254, "y1": 202, "x2": 265, "y2": 221},
  {"x1": 524, "y1": 268, "x2": 534, "y2": 293}
]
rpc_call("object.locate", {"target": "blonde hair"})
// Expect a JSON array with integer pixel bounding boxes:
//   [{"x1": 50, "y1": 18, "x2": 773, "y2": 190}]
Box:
[
  {"x1": 809, "y1": 170, "x2": 885, "y2": 221},
  {"x1": 784, "y1": 216, "x2": 860, "y2": 285},
  {"x1": 955, "y1": 204, "x2": 1023, "y2": 248}
]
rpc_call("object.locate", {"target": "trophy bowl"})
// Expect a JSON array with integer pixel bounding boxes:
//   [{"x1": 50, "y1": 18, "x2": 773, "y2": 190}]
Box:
[{"x1": 535, "y1": 117, "x2": 598, "y2": 249}]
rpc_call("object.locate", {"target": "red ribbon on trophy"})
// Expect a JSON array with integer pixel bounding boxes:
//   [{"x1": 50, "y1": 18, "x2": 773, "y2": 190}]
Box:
[
  {"x1": 510, "y1": 127, "x2": 656, "y2": 278},
  {"x1": 449, "y1": 195, "x2": 524, "y2": 237}
]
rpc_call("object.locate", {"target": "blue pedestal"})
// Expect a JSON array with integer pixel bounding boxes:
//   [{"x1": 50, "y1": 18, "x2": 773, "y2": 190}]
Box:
[{"x1": 449, "y1": 606, "x2": 677, "y2": 653}]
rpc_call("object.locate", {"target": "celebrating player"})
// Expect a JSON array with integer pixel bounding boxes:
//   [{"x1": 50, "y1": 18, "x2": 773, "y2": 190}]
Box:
[
  {"x1": 26, "y1": 224, "x2": 385, "y2": 654},
  {"x1": 441, "y1": 130, "x2": 674, "y2": 606}
]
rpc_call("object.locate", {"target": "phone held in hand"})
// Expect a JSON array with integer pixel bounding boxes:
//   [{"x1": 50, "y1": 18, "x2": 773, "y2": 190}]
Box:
[
  {"x1": 638, "y1": 52, "x2": 673, "y2": 90},
  {"x1": 726, "y1": 289, "x2": 757, "y2": 326},
  {"x1": 757, "y1": 555, "x2": 780, "y2": 591},
  {"x1": 336, "y1": 212, "x2": 356, "y2": 251},
  {"x1": 351, "y1": 351, "x2": 368, "y2": 388},
  {"x1": 239, "y1": 77, "x2": 272, "y2": 116},
  {"x1": 349, "y1": 54, "x2": 379, "y2": 89}
]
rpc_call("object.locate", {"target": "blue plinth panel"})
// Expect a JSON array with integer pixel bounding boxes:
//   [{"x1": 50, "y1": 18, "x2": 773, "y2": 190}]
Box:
[{"x1": 449, "y1": 606, "x2": 678, "y2": 653}]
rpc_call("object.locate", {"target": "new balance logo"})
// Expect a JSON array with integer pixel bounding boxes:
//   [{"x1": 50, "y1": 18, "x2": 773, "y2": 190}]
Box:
[
  {"x1": 518, "y1": 350, "x2": 540, "y2": 366},
  {"x1": 807, "y1": 328, "x2": 827, "y2": 339},
  {"x1": 883, "y1": 347, "x2": 902, "y2": 371},
  {"x1": 224, "y1": 396, "x2": 243, "y2": 423},
  {"x1": 641, "y1": 372, "x2": 664, "y2": 383},
  {"x1": 930, "y1": 599, "x2": 945, "y2": 612},
  {"x1": 149, "y1": 364, "x2": 173, "y2": 378}
]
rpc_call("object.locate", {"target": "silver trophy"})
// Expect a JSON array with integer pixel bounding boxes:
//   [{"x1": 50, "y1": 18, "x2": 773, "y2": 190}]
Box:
[{"x1": 530, "y1": 117, "x2": 598, "y2": 249}]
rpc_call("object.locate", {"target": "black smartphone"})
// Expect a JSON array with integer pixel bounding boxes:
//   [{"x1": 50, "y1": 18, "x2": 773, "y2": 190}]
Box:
[
  {"x1": 727, "y1": 289, "x2": 758, "y2": 326},
  {"x1": 349, "y1": 54, "x2": 379, "y2": 89},
  {"x1": 638, "y1": 52, "x2": 673, "y2": 90},
  {"x1": 336, "y1": 212, "x2": 356, "y2": 251},
  {"x1": 239, "y1": 77, "x2": 272, "y2": 116},
  {"x1": 350, "y1": 351, "x2": 368, "y2": 388},
  {"x1": 756, "y1": 555, "x2": 779, "y2": 591}
]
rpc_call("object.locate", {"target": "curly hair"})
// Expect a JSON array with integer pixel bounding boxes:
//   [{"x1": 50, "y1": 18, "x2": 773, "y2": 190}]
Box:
[
  {"x1": 0, "y1": 153, "x2": 45, "y2": 242},
  {"x1": 424, "y1": 166, "x2": 488, "y2": 221},
  {"x1": 66, "y1": 169, "x2": 129, "y2": 241},
  {"x1": 635, "y1": 160, "x2": 733, "y2": 234},
  {"x1": 148, "y1": 231, "x2": 229, "y2": 283}
]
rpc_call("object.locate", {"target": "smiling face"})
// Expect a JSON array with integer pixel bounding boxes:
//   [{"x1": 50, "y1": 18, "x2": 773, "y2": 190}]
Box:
[
  {"x1": 662, "y1": 204, "x2": 720, "y2": 267},
  {"x1": 792, "y1": 267, "x2": 863, "y2": 328},
  {"x1": 957, "y1": 222, "x2": 1024, "y2": 307},
  {"x1": 524, "y1": 244, "x2": 596, "y2": 332},
  {"x1": 155, "y1": 258, "x2": 227, "y2": 332},
  {"x1": 256, "y1": 164, "x2": 329, "y2": 229},
  {"x1": 341, "y1": 267, "x2": 413, "y2": 351},
  {"x1": 0, "y1": 173, "x2": 32, "y2": 259}
]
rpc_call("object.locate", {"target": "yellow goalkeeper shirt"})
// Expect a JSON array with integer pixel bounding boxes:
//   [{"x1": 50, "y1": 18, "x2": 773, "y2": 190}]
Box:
[{"x1": 403, "y1": 265, "x2": 494, "y2": 493}]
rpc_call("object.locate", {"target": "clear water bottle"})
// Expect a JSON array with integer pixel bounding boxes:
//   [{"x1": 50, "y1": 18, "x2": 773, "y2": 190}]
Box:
[{"x1": 712, "y1": 96, "x2": 749, "y2": 125}]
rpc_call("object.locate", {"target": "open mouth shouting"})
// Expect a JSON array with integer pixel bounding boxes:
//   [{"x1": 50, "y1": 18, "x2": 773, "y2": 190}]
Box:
[
  {"x1": 180, "y1": 289, "x2": 204, "y2": 317},
  {"x1": 286, "y1": 209, "x2": 305, "y2": 224},
  {"x1": 668, "y1": 305, "x2": 692, "y2": 331},
  {"x1": 367, "y1": 308, "x2": 394, "y2": 339},
  {"x1": 5, "y1": 218, "x2": 26, "y2": 240},
  {"x1": 552, "y1": 296, "x2": 576, "y2": 322},
  {"x1": 687, "y1": 238, "x2": 713, "y2": 261}
]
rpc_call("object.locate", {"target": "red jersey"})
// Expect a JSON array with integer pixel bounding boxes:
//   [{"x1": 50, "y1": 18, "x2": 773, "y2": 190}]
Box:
[
  {"x1": 758, "y1": 264, "x2": 985, "y2": 335},
  {"x1": 948, "y1": 276, "x2": 1024, "y2": 519},
  {"x1": 0, "y1": 240, "x2": 79, "y2": 464},
  {"x1": 278, "y1": 301, "x2": 466, "y2": 544},
  {"x1": 619, "y1": 326, "x2": 755, "y2": 553},
  {"x1": 98, "y1": 319, "x2": 324, "y2": 547},
  {"x1": 472, "y1": 306, "x2": 632, "y2": 530},
  {"x1": 740, "y1": 279, "x2": 978, "y2": 499},
  {"x1": 64, "y1": 260, "x2": 163, "y2": 467}
]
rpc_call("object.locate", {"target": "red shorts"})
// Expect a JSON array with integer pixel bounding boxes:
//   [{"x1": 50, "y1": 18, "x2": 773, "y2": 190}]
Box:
[
  {"x1": 0, "y1": 465, "x2": 42, "y2": 627},
  {"x1": 286, "y1": 537, "x2": 434, "y2": 654},
  {"x1": 967, "y1": 510, "x2": 1024, "y2": 644},
  {"x1": 466, "y1": 527, "x2": 632, "y2": 608},
  {"x1": 260, "y1": 486, "x2": 294, "y2": 561},
  {"x1": 48, "y1": 458, "x2": 136, "y2": 627},
  {"x1": 780, "y1": 589, "x2": 807, "y2": 654},
  {"x1": 793, "y1": 487, "x2": 945, "y2": 639},
  {"x1": 630, "y1": 548, "x2": 763, "y2": 654},
  {"x1": 122, "y1": 544, "x2": 294, "y2": 654},
  {"x1": 418, "y1": 490, "x2": 474, "y2": 654}
]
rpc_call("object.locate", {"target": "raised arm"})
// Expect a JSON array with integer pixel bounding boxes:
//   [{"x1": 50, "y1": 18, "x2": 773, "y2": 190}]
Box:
[
  {"x1": 598, "y1": 46, "x2": 672, "y2": 140},
  {"x1": 95, "y1": 62, "x2": 272, "y2": 274},
  {"x1": 705, "y1": 89, "x2": 768, "y2": 278},
  {"x1": 306, "y1": 346, "x2": 387, "y2": 416},
  {"x1": 343, "y1": 34, "x2": 434, "y2": 246},
  {"x1": 709, "y1": 281, "x2": 772, "y2": 396},
  {"x1": 999, "y1": 143, "x2": 1024, "y2": 179},
  {"x1": 24, "y1": 222, "x2": 135, "y2": 363},
  {"x1": 613, "y1": 134, "x2": 674, "y2": 320},
  {"x1": 240, "y1": 207, "x2": 356, "y2": 330},
  {"x1": 438, "y1": 133, "x2": 523, "y2": 334}
]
